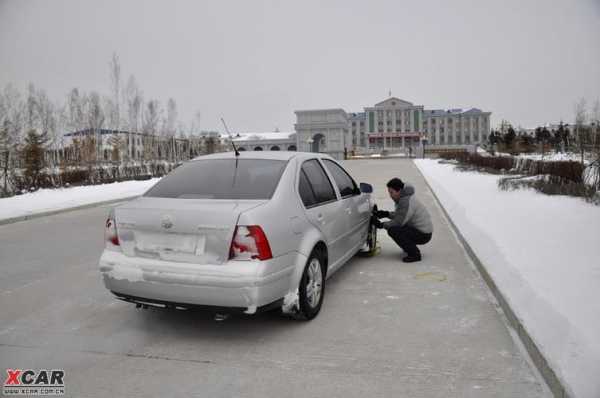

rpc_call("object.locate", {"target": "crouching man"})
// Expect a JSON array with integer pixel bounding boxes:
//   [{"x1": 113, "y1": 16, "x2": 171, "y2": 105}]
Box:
[{"x1": 373, "y1": 178, "x2": 433, "y2": 263}]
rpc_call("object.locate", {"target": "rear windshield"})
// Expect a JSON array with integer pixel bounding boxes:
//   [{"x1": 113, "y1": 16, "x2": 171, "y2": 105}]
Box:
[{"x1": 145, "y1": 159, "x2": 288, "y2": 199}]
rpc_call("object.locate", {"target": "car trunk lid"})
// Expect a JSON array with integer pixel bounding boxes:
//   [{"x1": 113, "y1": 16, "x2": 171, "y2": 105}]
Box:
[{"x1": 115, "y1": 197, "x2": 266, "y2": 265}]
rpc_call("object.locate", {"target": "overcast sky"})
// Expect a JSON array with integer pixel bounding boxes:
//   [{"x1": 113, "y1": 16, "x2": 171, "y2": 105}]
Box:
[{"x1": 1, "y1": 0, "x2": 599, "y2": 132}]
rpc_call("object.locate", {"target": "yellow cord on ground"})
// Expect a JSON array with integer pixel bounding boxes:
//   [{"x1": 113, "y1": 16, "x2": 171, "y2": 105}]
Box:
[{"x1": 362, "y1": 245, "x2": 381, "y2": 257}]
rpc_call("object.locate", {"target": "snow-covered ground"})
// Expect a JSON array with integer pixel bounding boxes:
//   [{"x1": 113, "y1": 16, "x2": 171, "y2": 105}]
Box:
[
  {"x1": 0, "y1": 178, "x2": 160, "y2": 222},
  {"x1": 415, "y1": 159, "x2": 600, "y2": 398}
]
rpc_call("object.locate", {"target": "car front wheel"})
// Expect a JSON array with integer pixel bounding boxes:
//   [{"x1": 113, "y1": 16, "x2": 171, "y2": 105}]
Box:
[{"x1": 358, "y1": 204, "x2": 378, "y2": 256}]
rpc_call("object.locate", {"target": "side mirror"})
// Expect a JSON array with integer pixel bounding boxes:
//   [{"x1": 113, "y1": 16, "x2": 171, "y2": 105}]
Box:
[{"x1": 359, "y1": 183, "x2": 373, "y2": 194}]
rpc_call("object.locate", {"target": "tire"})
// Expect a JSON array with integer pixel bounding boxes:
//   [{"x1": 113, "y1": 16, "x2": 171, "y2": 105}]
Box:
[
  {"x1": 297, "y1": 250, "x2": 326, "y2": 320},
  {"x1": 365, "y1": 218, "x2": 378, "y2": 253},
  {"x1": 358, "y1": 204, "x2": 378, "y2": 257}
]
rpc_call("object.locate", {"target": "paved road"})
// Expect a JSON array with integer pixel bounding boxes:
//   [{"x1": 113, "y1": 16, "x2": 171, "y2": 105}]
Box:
[{"x1": 0, "y1": 159, "x2": 548, "y2": 397}]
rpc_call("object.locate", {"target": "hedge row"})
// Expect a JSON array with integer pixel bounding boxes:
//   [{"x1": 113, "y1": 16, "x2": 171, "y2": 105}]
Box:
[
  {"x1": 439, "y1": 152, "x2": 584, "y2": 183},
  {"x1": 8, "y1": 162, "x2": 178, "y2": 195}
]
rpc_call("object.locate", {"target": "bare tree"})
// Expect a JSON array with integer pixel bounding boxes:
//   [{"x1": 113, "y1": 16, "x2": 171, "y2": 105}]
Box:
[
  {"x1": 124, "y1": 75, "x2": 142, "y2": 161},
  {"x1": 35, "y1": 89, "x2": 57, "y2": 167},
  {"x1": 125, "y1": 76, "x2": 142, "y2": 130},
  {"x1": 66, "y1": 88, "x2": 85, "y2": 132},
  {"x1": 177, "y1": 121, "x2": 187, "y2": 139},
  {"x1": 86, "y1": 91, "x2": 105, "y2": 162},
  {"x1": 0, "y1": 84, "x2": 24, "y2": 194},
  {"x1": 587, "y1": 98, "x2": 600, "y2": 190},
  {"x1": 142, "y1": 100, "x2": 161, "y2": 135},
  {"x1": 189, "y1": 110, "x2": 202, "y2": 136},
  {"x1": 0, "y1": 89, "x2": 6, "y2": 123},
  {"x1": 574, "y1": 97, "x2": 587, "y2": 164},
  {"x1": 166, "y1": 98, "x2": 177, "y2": 136},
  {"x1": 0, "y1": 120, "x2": 9, "y2": 196},
  {"x1": 108, "y1": 52, "x2": 121, "y2": 131},
  {"x1": 25, "y1": 83, "x2": 39, "y2": 132},
  {"x1": 162, "y1": 98, "x2": 178, "y2": 161},
  {"x1": 142, "y1": 100, "x2": 161, "y2": 159},
  {"x1": 86, "y1": 92, "x2": 105, "y2": 130},
  {"x1": 53, "y1": 104, "x2": 69, "y2": 166},
  {"x1": 591, "y1": 98, "x2": 599, "y2": 148}
]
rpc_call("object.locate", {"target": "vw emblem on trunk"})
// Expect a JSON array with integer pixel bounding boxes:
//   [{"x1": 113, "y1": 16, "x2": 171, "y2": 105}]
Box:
[{"x1": 161, "y1": 215, "x2": 173, "y2": 229}]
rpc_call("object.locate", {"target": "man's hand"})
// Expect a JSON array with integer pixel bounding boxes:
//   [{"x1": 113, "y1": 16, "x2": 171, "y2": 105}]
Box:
[
  {"x1": 374, "y1": 210, "x2": 390, "y2": 219},
  {"x1": 372, "y1": 218, "x2": 384, "y2": 229}
]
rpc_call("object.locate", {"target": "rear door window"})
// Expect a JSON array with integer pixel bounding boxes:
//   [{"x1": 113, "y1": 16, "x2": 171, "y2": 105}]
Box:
[
  {"x1": 322, "y1": 159, "x2": 359, "y2": 198},
  {"x1": 300, "y1": 159, "x2": 337, "y2": 205},
  {"x1": 145, "y1": 159, "x2": 287, "y2": 199},
  {"x1": 298, "y1": 169, "x2": 318, "y2": 207}
]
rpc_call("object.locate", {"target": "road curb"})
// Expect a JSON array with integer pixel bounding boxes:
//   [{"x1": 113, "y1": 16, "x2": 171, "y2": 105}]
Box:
[
  {"x1": 413, "y1": 160, "x2": 570, "y2": 398},
  {"x1": 0, "y1": 195, "x2": 140, "y2": 226}
]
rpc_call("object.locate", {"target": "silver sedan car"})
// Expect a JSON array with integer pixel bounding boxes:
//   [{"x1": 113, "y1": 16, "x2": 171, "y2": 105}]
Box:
[{"x1": 99, "y1": 151, "x2": 377, "y2": 320}]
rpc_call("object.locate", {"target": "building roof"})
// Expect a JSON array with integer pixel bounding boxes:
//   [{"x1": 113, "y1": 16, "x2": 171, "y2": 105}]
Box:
[
  {"x1": 294, "y1": 108, "x2": 347, "y2": 114},
  {"x1": 64, "y1": 128, "x2": 144, "y2": 137},
  {"x1": 374, "y1": 97, "x2": 414, "y2": 107},
  {"x1": 348, "y1": 112, "x2": 366, "y2": 119},
  {"x1": 424, "y1": 108, "x2": 489, "y2": 116},
  {"x1": 231, "y1": 132, "x2": 296, "y2": 142}
]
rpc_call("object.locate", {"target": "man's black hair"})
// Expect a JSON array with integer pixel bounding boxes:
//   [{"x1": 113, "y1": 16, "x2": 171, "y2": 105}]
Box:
[{"x1": 386, "y1": 178, "x2": 405, "y2": 191}]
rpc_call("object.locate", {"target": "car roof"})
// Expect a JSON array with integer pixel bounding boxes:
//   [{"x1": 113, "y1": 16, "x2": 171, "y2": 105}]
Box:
[{"x1": 191, "y1": 151, "x2": 335, "y2": 162}]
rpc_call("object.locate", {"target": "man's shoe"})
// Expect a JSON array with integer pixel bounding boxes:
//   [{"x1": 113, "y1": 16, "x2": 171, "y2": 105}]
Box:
[{"x1": 402, "y1": 254, "x2": 421, "y2": 263}]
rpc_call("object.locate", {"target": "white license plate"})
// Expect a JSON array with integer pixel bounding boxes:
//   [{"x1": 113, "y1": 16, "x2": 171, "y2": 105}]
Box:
[{"x1": 135, "y1": 231, "x2": 198, "y2": 254}]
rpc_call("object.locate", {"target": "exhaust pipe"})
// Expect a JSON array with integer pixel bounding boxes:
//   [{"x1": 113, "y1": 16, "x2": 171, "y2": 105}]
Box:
[{"x1": 214, "y1": 313, "x2": 230, "y2": 322}]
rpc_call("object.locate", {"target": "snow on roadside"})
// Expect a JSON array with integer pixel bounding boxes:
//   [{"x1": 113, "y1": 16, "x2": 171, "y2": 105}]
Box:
[
  {"x1": 0, "y1": 178, "x2": 161, "y2": 222},
  {"x1": 414, "y1": 159, "x2": 600, "y2": 398},
  {"x1": 495, "y1": 151, "x2": 591, "y2": 164}
]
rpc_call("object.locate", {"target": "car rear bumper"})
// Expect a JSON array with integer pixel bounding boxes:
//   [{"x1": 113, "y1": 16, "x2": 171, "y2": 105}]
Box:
[
  {"x1": 111, "y1": 291, "x2": 284, "y2": 314},
  {"x1": 99, "y1": 250, "x2": 301, "y2": 314}
]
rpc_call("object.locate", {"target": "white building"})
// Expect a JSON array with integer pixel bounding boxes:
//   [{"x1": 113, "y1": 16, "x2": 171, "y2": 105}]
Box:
[
  {"x1": 294, "y1": 97, "x2": 492, "y2": 156},
  {"x1": 364, "y1": 97, "x2": 424, "y2": 150},
  {"x1": 348, "y1": 112, "x2": 367, "y2": 149},
  {"x1": 422, "y1": 108, "x2": 491, "y2": 146},
  {"x1": 231, "y1": 132, "x2": 297, "y2": 152},
  {"x1": 294, "y1": 109, "x2": 350, "y2": 160}
]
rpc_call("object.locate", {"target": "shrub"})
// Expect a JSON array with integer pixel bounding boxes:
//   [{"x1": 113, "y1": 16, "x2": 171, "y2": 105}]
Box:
[
  {"x1": 441, "y1": 153, "x2": 585, "y2": 183},
  {"x1": 499, "y1": 174, "x2": 598, "y2": 203}
]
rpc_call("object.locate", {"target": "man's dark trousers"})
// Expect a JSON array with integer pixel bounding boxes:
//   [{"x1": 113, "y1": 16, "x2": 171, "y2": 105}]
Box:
[{"x1": 387, "y1": 225, "x2": 432, "y2": 257}]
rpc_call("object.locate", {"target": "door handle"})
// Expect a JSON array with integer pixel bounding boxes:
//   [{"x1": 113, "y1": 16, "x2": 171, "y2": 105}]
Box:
[
  {"x1": 345, "y1": 207, "x2": 352, "y2": 214},
  {"x1": 317, "y1": 213, "x2": 325, "y2": 224}
]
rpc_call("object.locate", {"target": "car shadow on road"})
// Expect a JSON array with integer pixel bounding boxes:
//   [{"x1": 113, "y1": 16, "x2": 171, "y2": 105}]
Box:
[
  {"x1": 107, "y1": 245, "x2": 410, "y2": 349},
  {"x1": 114, "y1": 255, "x2": 377, "y2": 342}
]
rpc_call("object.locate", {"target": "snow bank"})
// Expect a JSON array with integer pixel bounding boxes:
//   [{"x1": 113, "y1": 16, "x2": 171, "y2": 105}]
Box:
[
  {"x1": 414, "y1": 159, "x2": 600, "y2": 398},
  {"x1": 0, "y1": 178, "x2": 161, "y2": 222},
  {"x1": 496, "y1": 151, "x2": 591, "y2": 164}
]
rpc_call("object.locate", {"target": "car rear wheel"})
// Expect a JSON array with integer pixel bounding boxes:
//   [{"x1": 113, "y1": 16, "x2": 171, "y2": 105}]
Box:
[{"x1": 297, "y1": 250, "x2": 326, "y2": 320}]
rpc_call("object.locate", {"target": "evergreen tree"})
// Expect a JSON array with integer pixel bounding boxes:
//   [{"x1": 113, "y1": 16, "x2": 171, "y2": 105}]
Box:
[
  {"x1": 22, "y1": 129, "x2": 48, "y2": 189},
  {"x1": 563, "y1": 125, "x2": 571, "y2": 150},
  {"x1": 555, "y1": 122, "x2": 567, "y2": 152},
  {"x1": 0, "y1": 123, "x2": 9, "y2": 196},
  {"x1": 503, "y1": 126, "x2": 516, "y2": 147},
  {"x1": 521, "y1": 134, "x2": 533, "y2": 147},
  {"x1": 534, "y1": 127, "x2": 543, "y2": 143}
]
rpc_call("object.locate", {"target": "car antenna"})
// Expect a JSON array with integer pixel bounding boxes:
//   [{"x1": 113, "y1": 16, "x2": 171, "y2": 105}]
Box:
[{"x1": 221, "y1": 117, "x2": 240, "y2": 157}]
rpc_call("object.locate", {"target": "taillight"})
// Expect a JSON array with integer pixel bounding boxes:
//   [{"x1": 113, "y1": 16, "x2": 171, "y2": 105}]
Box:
[
  {"x1": 229, "y1": 225, "x2": 273, "y2": 261},
  {"x1": 105, "y1": 217, "x2": 120, "y2": 246}
]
